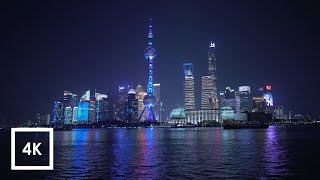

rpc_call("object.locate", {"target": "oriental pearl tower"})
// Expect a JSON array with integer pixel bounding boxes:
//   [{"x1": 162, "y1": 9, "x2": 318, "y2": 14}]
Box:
[{"x1": 138, "y1": 18, "x2": 157, "y2": 122}]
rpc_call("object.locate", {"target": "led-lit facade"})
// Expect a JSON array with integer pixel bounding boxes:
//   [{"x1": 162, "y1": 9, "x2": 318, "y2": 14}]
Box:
[
  {"x1": 53, "y1": 101, "x2": 63, "y2": 126},
  {"x1": 262, "y1": 85, "x2": 274, "y2": 113},
  {"x1": 77, "y1": 101, "x2": 89, "y2": 123},
  {"x1": 183, "y1": 63, "x2": 195, "y2": 110}
]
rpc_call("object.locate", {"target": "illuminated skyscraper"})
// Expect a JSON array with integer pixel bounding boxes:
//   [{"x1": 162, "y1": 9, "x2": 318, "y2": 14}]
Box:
[
  {"x1": 136, "y1": 84, "x2": 147, "y2": 121},
  {"x1": 183, "y1": 63, "x2": 195, "y2": 110},
  {"x1": 116, "y1": 85, "x2": 130, "y2": 121},
  {"x1": 220, "y1": 87, "x2": 240, "y2": 113},
  {"x1": 63, "y1": 91, "x2": 77, "y2": 108},
  {"x1": 201, "y1": 75, "x2": 214, "y2": 109},
  {"x1": 53, "y1": 101, "x2": 63, "y2": 126},
  {"x1": 127, "y1": 89, "x2": 138, "y2": 123},
  {"x1": 95, "y1": 93, "x2": 112, "y2": 124},
  {"x1": 63, "y1": 91, "x2": 77, "y2": 124},
  {"x1": 238, "y1": 86, "x2": 252, "y2": 112},
  {"x1": 139, "y1": 18, "x2": 157, "y2": 122},
  {"x1": 72, "y1": 107, "x2": 78, "y2": 124},
  {"x1": 80, "y1": 90, "x2": 96, "y2": 124},
  {"x1": 208, "y1": 41, "x2": 217, "y2": 97},
  {"x1": 201, "y1": 41, "x2": 218, "y2": 109},
  {"x1": 252, "y1": 97, "x2": 266, "y2": 112},
  {"x1": 77, "y1": 101, "x2": 89, "y2": 124},
  {"x1": 153, "y1": 83, "x2": 161, "y2": 121},
  {"x1": 64, "y1": 106, "x2": 73, "y2": 125}
]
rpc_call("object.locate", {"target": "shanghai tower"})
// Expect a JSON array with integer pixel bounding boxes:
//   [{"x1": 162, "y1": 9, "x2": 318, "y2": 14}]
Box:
[
  {"x1": 201, "y1": 41, "x2": 218, "y2": 109},
  {"x1": 138, "y1": 18, "x2": 157, "y2": 122},
  {"x1": 208, "y1": 41, "x2": 217, "y2": 97}
]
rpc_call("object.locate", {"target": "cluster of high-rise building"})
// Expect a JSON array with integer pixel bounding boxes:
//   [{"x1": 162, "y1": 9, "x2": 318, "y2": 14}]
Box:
[
  {"x1": 52, "y1": 90, "x2": 112, "y2": 126},
  {"x1": 180, "y1": 41, "x2": 219, "y2": 124},
  {"x1": 50, "y1": 19, "x2": 162, "y2": 127},
  {"x1": 218, "y1": 85, "x2": 275, "y2": 121},
  {"x1": 179, "y1": 40, "x2": 278, "y2": 124},
  {"x1": 51, "y1": 83, "x2": 162, "y2": 127},
  {"x1": 36, "y1": 18, "x2": 288, "y2": 127}
]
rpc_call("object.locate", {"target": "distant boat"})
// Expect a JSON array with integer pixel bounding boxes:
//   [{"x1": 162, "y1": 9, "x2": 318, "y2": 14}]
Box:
[
  {"x1": 171, "y1": 124, "x2": 195, "y2": 128},
  {"x1": 223, "y1": 123, "x2": 269, "y2": 129}
]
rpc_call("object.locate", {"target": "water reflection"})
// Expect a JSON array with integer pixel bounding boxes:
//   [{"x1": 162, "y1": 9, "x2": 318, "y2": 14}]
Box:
[
  {"x1": 22, "y1": 127, "x2": 313, "y2": 179},
  {"x1": 263, "y1": 126, "x2": 291, "y2": 178}
]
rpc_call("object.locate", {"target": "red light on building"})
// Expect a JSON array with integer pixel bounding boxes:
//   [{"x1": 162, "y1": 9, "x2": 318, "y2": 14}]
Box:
[{"x1": 266, "y1": 86, "x2": 272, "y2": 90}]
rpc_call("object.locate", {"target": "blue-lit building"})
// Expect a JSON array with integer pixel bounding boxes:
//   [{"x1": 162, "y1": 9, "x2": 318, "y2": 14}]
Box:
[
  {"x1": 53, "y1": 101, "x2": 64, "y2": 126},
  {"x1": 77, "y1": 101, "x2": 89, "y2": 124},
  {"x1": 80, "y1": 90, "x2": 96, "y2": 124}
]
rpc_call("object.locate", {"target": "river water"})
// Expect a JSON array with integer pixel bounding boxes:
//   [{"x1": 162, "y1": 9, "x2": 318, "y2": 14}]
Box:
[{"x1": 1, "y1": 126, "x2": 320, "y2": 179}]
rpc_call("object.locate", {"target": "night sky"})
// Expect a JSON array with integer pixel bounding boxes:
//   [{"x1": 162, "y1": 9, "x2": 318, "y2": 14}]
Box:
[{"x1": 1, "y1": 1, "x2": 319, "y2": 123}]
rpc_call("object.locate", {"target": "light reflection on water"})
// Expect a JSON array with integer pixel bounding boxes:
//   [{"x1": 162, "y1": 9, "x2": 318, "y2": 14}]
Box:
[{"x1": 6, "y1": 127, "x2": 320, "y2": 179}]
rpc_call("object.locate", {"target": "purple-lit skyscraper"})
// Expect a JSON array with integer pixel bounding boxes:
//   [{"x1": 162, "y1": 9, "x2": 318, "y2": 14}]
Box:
[{"x1": 139, "y1": 18, "x2": 157, "y2": 122}]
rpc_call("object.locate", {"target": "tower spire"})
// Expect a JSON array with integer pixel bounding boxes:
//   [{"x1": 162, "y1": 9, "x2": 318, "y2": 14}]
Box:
[
  {"x1": 149, "y1": 18, "x2": 152, "y2": 34},
  {"x1": 148, "y1": 18, "x2": 153, "y2": 46}
]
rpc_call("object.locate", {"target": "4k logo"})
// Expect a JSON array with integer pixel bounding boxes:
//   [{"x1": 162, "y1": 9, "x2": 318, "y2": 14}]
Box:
[
  {"x1": 11, "y1": 128, "x2": 53, "y2": 170},
  {"x1": 22, "y1": 142, "x2": 42, "y2": 156}
]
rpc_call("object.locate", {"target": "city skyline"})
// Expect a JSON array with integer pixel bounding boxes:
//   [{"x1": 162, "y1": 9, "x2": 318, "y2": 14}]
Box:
[{"x1": 2, "y1": 1, "x2": 319, "y2": 123}]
